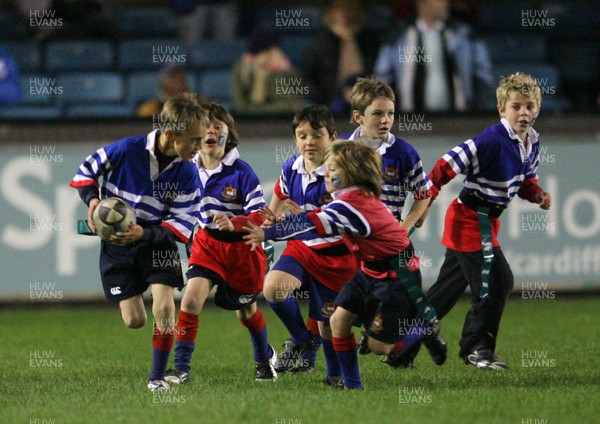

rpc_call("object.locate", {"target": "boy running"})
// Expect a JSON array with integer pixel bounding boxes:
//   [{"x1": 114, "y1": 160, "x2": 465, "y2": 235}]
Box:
[{"x1": 70, "y1": 93, "x2": 207, "y2": 392}]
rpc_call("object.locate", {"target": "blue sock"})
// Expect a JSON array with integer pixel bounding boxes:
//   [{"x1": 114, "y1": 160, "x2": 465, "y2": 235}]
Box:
[
  {"x1": 302, "y1": 334, "x2": 322, "y2": 367},
  {"x1": 174, "y1": 341, "x2": 195, "y2": 373},
  {"x1": 149, "y1": 326, "x2": 174, "y2": 381},
  {"x1": 267, "y1": 297, "x2": 311, "y2": 344},
  {"x1": 322, "y1": 338, "x2": 341, "y2": 377},
  {"x1": 332, "y1": 335, "x2": 362, "y2": 389},
  {"x1": 149, "y1": 348, "x2": 171, "y2": 381},
  {"x1": 240, "y1": 308, "x2": 271, "y2": 362},
  {"x1": 403, "y1": 324, "x2": 426, "y2": 348}
]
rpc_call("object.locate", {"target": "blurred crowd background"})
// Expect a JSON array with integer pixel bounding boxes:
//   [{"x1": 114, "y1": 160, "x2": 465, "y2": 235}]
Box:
[{"x1": 0, "y1": 0, "x2": 598, "y2": 120}]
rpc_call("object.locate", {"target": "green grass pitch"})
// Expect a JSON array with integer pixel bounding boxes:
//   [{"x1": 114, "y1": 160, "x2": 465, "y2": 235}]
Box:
[{"x1": 2, "y1": 297, "x2": 598, "y2": 424}]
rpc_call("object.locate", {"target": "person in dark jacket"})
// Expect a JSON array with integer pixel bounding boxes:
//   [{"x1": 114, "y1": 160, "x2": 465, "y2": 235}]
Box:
[{"x1": 302, "y1": 0, "x2": 381, "y2": 109}]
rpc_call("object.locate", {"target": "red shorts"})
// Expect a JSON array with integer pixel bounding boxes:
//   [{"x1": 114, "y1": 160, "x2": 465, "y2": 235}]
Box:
[
  {"x1": 280, "y1": 240, "x2": 358, "y2": 292},
  {"x1": 188, "y1": 228, "x2": 266, "y2": 294},
  {"x1": 442, "y1": 199, "x2": 501, "y2": 252}
]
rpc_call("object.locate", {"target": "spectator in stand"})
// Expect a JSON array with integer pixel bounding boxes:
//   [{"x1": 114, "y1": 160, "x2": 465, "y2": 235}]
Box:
[
  {"x1": 171, "y1": 0, "x2": 238, "y2": 48},
  {"x1": 0, "y1": 46, "x2": 22, "y2": 116},
  {"x1": 136, "y1": 64, "x2": 193, "y2": 118},
  {"x1": 20, "y1": 0, "x2": 118, "y2": 42},
  {"x1": 376, "y1": 0, "x2": 492, "y2": 112},
  {"x1": 232, "y1": 28, "x2": 301, "y2": 117},
  {"x1": 302, "y1": 0, "x2": 381, "y2": 109}
]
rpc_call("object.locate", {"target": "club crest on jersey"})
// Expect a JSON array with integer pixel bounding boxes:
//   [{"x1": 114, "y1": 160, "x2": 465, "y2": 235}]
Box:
[
  {"x1": 370, "y1": 314, "x2": 384, "y2": 333},
  {"x1": 383, "y1": 166, "x2": 399, "y2": 181},
  {"x1": 221, "y1": 185, "x2": 237, "y2": 201},
  {"x1": 321, "y1": 301, "x2": 336, "y2": 317},
  {"x1": 320, "y1": 193, "x2": 333, "y2": 205}
]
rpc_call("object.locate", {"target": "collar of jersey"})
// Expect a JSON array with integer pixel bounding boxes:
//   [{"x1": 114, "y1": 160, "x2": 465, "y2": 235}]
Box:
[
  {"x1": 146, "y1": 129, "x2": 183, "y2": 164},
  {"x1": 500, "y1": 118, "x2": 539, "y2": 145},
  {"x1": 349, "y1": 127, "x2": 396, "y2": 156},
  {"x1": 292, "y1": 155, "x2": 326, "y2": 176}
]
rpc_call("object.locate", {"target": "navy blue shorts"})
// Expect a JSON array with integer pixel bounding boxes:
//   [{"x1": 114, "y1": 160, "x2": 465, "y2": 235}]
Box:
[
  {"x1": 186, "y1": 264, "x2": 258, "y2": 311},
  {"x1": 99, "y1": 239, "x2": 184, "y2": 303},
  {"x1": 334, "y1": 270, "x2": 417, "y2": 344},
  {"x1": 273, "y1": 255, "x2": 339, "y2": 323}
]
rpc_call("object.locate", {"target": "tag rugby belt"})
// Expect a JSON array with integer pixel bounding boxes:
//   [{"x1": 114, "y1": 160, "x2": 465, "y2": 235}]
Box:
[{"x1": 458, "y1": 189, "x2": 505, "y2": 218}]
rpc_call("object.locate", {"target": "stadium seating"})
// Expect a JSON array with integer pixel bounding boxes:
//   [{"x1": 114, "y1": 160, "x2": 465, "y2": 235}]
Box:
[
  {"x1": 19, "y1": 73, "x2": 55, "y2": 106},
  {"x1": 280, "y1": 35, "x2": 315, "y2": 68},
  {"x1": 482, "y1": 33, "x2": 547, "y2": 65},
  {"x1": 2, "y1": 105, "x2": 62, "y2": 119},
  {"x1": 114, "y1": 8, "x2": 178, "y2": 39},
  {"x1": 125, "y1": 71, "x2": 161, "y2": 107},
  {"x1": 0, "y1": 3, "x2": 593, "y2": 119},
  {"x1": 46, "y1": 41, "x2": 115, "y2": 72},
  {"x1": 189, "y1": 39, "x2": 247, "y2": 70},
  {"x1": 197, "y1": 70, "x2": 232, "y2": 108},
  {"x1": 3, "y1": 42, "x2": 41, "y2": 72},
  {"x1": 65, "y1": 103, "x2": 134, "y2": 118},
  {"x1": 118, "y1": 38, "x2": 184, "y2": 71},
  {"x1": 56, "y1": 72, "x2": 123, "y2": 105},
  {"x1": 125, "y1": 70, "x2": 196, "y2": 109}
]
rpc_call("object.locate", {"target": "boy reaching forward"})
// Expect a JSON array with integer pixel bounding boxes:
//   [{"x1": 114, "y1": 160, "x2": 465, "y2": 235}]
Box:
[{"x1": 244, "y1": 140, "x2": 426, "y2": 389}]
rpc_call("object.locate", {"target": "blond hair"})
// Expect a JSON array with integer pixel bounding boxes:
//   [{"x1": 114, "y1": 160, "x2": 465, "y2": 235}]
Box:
[
  {"x1": 350, "y1": 76, "x2": 395, "y2": 123},
  {"x1": 496, "y1": 72, "x2": 542, "y2": 114},
  {"x1": 325, "y1": 140, "x2": 382, "y2": 197},
  {"x1": 159, "y1": 92, "x2": 208, "y2": 135}
]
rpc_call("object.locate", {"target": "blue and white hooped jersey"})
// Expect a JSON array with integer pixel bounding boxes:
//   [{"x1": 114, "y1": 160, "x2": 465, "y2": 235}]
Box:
[
  {"x1": 70, "y1": 130, "x2": 201, "y2": 243},
  {"x1": 195, "y1": 148, "x2": 266, "y2": 229},
  {"x1": 441, "y1": 118, "x2": 540, "y2": 206},
  {"x1": 275, "y1": 154, "x2": 331, "y2": 211},
  {"x1": 340, "y1": 128, "x2": 432, "y2": 221},
  {"x1": 274, "y1": 154, "x2": 344, "y2": 249}
]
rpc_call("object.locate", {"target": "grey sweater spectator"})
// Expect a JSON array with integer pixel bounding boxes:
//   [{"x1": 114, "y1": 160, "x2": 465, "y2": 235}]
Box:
[{"x1": 375, "y1": 0, "x2": 493, "y2": 112}]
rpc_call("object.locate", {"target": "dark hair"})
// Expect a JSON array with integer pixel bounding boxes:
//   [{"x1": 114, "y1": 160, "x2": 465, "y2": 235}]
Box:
[
  {"x1": 201, "y1": 102, "x2": 239, "y2": 153},
  {"x1": 292, "y1": 105, "x2": 337, "y2": 136}
]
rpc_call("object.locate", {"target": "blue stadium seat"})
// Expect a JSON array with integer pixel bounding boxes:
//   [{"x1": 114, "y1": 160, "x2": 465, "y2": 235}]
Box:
[
  {"x1": 115, "y1": 8, "x2": 177, "y2": 39},
  {"x1": 65, "y1": 104, "x2": 134, "y2": 118},
  {"x1": 118, "y1": 39, "x2": 185, "y2": 71},
  {"x1": 56, "y1": 72, "x2": 123, "y2": 105},
  {"x1": 280, "y1": 35, "x2": 315, "y2": 68},
  {"x1": 197, "y1": 70, "x2": 232, "y2": 104},
  {"x1": 125, "y1": 71, "x2": 196, "y2": 107},
  {"x1": 19, "y1": 73, "x2": 56, "y2": 105},
  {"x1": 125, "y1": 71, "x2": 160, "y2": 107},
  {"x1": 482, "y1": 33, "x2": 547, "y2": 66},
  {"x1": 190, "y1": 39, "x2": 247, "y2": 70},
  {"x1": 2, "y1": 105, "x2": 62, "y2": 119},
  {"x1": 46, "y1": 41, "x2": 115, "y2": 72},
  {"x1": 3, "y1": 42, "x2": 41, "y2": 72}
]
